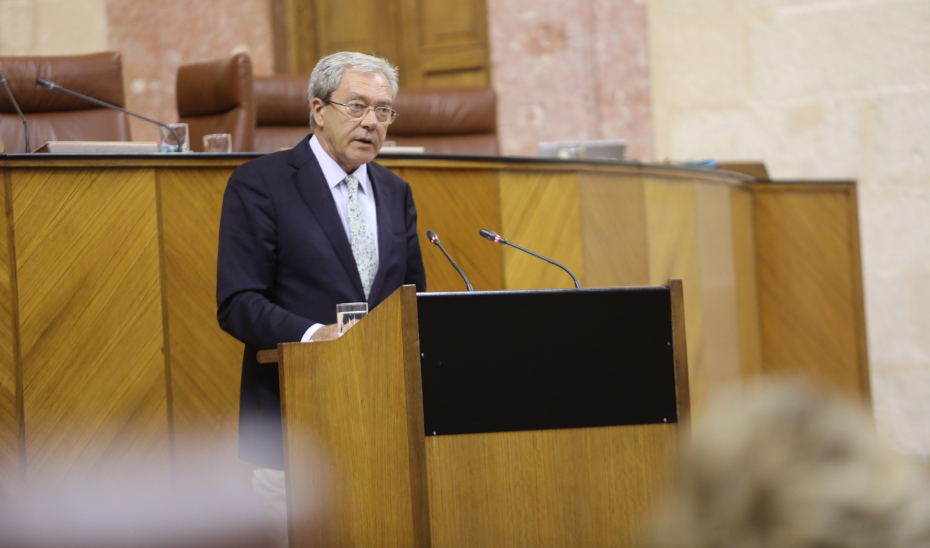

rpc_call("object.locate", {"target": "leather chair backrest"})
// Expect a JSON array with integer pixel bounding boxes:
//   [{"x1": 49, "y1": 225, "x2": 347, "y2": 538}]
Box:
[
  {"x1": 253, "y1": 74, "x2": 312, "y2": 153},
  {"x1": 0, "y1": 51, "x2": 131, "y2": 153},
  {"x1": 176, "y1": 54, "x2": 255, "y2": 152},
  {"x1": 389, "y1": 86, "x2": 498, "y2": 156},
  {"x1": 252, "y1": 75, "x2": 499, "y2": 155}
]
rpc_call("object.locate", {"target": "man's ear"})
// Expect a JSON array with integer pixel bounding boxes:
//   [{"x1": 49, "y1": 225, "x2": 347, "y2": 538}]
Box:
[{"x1": 311, "y1": 98, "x2": 326, "y2": 129}]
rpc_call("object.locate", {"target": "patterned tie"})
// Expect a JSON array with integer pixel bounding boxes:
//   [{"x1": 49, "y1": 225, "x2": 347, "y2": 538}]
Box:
[{"x1": 346, "y1": 174, "x2": 378, "y2": 299}]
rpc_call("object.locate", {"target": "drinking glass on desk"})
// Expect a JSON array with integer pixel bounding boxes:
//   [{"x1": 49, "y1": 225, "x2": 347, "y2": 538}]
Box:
[
  {"x1": 159, "y1": 123, "x2": 189, "y2": 152},
  {"x1": 336, "y1": 302, "x2": 368, "y2": 337},
  {"x1": 203, "y1": 133, "x2": 232, "y2": 153}
]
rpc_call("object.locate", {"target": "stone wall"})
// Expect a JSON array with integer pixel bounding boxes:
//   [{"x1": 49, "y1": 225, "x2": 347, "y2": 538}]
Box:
[
  {"x1": 648, "y1": 0, "x2": 930, "y2": 456},
  {"x1": 488, "y1": 0, "x2": 653, "y2": 160},
  {"x1": 0, "y1": 0, "x2": 108, "y2": 55}
]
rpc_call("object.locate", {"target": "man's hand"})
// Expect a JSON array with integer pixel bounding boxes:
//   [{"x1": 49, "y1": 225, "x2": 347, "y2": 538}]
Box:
[{"x1": 309, "y1": 323, "x2": 340, "y2": 341}]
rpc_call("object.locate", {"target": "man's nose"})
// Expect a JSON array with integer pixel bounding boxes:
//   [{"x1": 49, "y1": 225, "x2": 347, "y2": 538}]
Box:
[{"x1": 359, "y1": 107, "x2": 381, "y2": 127}]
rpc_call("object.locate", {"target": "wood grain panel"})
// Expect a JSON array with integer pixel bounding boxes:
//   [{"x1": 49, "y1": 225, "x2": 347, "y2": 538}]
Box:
[
  {"x1": 426, "y1": 424, "x2": 678, "y2": 548},
  {"x1": 577, "y1": 172, "x2": 649, "y2": 287},
  {"x1": 0, "y1": 168, "x2": 22, "y2": 491},
  {"x1": 271, "y1": 0, "x2": 311, "y2": 74},
  {"x1": 846, "y1": 186, "x2": 871, "y2": 402},
  {"x1": 419, "y1": 0, "x2": 486, "y2": 48},
  {"x1": 643, "y1": 178, "x2": 706, "y2": 410},
  {"x1": 315, "y1": 0, "x2": 400, "y2": 62},
  {"x1": 397, "y1": 167, "x2": 504, "y2": 292},
  {"x1": 276, "y1": 0, "x2": 491, "y2": 86},
  {"x1": 500, "y1": 171, "x2": 583, "y2": 290},
  {"x1": 422, "y1": 69, "x2": 489, "y2": 87},
  {"x1": 13, "y1": 167, "x2": 169, "y2": 487},
  {"x1": 157, "y1": 167, "x2": 250, "y2": 486},
  {"x1": 730, "y1": 186, "x2": 763, "y2": 378},
  {"x1": 669, "y1": 279, "x2": 692, "y2": 432},
  {"x1": 754, "y1": 185, "x2": 869, "y2": 398},
  {"x1": 693, "y1": 183, "x2": 742, "y2": 395},
  {"x1": 397, "y1": 0, "x2": 489, "y2": 86},
  {"x1": 280, "y1": 286, "x2": 429, "y2": 547}
]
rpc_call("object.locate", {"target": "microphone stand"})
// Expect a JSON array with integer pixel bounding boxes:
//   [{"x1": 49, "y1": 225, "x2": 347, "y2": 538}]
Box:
[
  {"x1": 427, "y1": 230, "x2": 474, "y2": 291},
  {"x1": 479, "y1": 229, "x2": 581, "y2": 289},
  {"x1": 35, "y1": 78, "x2": 181, "y2": 151},
  {"x1": 1, "y1": 75, "x2": 30, "y2": 153}
]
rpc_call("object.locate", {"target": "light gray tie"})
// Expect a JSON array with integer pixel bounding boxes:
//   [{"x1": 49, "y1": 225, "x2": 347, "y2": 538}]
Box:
[{"x1": 346, "y1": 174, "x2": 378, "y2": 299}]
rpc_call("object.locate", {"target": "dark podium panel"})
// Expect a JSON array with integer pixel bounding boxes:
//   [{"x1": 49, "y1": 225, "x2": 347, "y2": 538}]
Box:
[{"x1": 417, "y1": 287, "x2": 679, "y2": 436}]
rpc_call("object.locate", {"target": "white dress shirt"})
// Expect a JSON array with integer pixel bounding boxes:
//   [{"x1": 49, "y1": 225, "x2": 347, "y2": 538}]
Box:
[{"x1": 301, "y1": 134, "x2": 379, "y2": 341}]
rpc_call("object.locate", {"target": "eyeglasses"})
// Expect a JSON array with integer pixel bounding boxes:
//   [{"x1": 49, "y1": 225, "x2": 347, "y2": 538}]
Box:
[{"x1": 325, "y1": 100, "x2": 398, "y2": 124}]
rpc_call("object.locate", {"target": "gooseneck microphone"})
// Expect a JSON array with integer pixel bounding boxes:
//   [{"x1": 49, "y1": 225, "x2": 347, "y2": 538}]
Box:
[
  {"x1": 35, "y1": 78, "x2": 181, "y2": 150},
  {"x1": 0, "y1": 74, "x2": 31, "y2": 153},
  {"x1": 479, "y1": 228, "x2": 582, "y2": 289},
  {"x1": 427, "y1": 230, "x2": 474, "y2": 291}
]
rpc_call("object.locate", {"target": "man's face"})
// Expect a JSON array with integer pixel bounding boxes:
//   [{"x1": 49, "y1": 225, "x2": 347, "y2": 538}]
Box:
[{"x1": 312, "y1": 68, "x2": 393, "y2": 173}]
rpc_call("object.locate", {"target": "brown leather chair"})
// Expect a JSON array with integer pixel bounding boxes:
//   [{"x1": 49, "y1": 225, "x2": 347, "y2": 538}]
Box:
[
  {"x1": 389, "y1": 86, "x2": 498, "y2": 156},
  {"x1": 253, "y1": 74, "x2": 312, "y2": 153},
  {"x1": 176, "y1": 54, "x2": 255, "y2": 152},
  {"x1": 0, "y1": 51, "x2": 131, "y2": 153},
  {"x1": 252, "y1": 75, "x2": 499, "y2": 155}
]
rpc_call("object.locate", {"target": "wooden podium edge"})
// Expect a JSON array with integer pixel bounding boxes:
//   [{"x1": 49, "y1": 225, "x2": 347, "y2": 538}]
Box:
[
  {"x1": 668, "y1": 278, "x2": 691, "y2": 435},
  {"x1": 276, "y1": 285, "x2": 430, "y2": 547}
]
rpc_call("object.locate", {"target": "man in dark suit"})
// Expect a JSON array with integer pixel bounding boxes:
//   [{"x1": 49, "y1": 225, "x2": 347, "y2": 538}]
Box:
[{"x1": 216, "y1": 52, "x2": 426, "y2": 527}]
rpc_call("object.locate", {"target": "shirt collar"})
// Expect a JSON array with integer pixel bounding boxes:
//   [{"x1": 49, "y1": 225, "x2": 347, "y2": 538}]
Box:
[{"x1": 309, "y1": 134, "x2": 371, "y2": 193}]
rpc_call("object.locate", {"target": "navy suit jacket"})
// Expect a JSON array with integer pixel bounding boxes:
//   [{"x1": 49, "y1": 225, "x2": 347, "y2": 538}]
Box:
[{"x1": 216, "y1": 135, "x2": 427, "y2": 468}]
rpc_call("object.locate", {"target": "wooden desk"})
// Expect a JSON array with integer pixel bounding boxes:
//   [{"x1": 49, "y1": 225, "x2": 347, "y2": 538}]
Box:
[{"x1": 0, "y1": 154, "x2": 868, "y2": 512}]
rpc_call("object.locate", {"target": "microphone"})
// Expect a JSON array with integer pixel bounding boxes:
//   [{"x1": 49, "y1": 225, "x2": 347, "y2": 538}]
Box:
[
  {"x1": 35, "y1": 77, "x2": 181, "y2": 150},
  {"x1": 479, "y1": 228, "x2": 582, "y2": 289},
  {"x1": 0, "y1": 74, "x2": 31, "y2": 153},
  {"x1": 427, "y1": 230, "x2": 474, "y2": 291}
]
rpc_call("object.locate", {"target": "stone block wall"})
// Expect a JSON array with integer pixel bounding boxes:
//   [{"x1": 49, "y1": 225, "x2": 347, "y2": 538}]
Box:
[{"x1": 648, "y1": 0, "x2": 930, "y2": 457}]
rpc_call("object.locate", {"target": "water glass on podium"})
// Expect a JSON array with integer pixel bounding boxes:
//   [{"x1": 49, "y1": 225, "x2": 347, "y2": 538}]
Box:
[{"x1": 336, "y1": 302, "x2": 368, "y2": 337}]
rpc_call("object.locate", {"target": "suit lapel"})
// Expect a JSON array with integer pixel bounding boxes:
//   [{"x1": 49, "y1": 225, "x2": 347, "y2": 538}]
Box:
[
  {"x1": 288, "y1": 137, "x2": 366, "y2": 299},
  {"x1": 368, "y1": 166, "x2": 394, "y2": 302}
]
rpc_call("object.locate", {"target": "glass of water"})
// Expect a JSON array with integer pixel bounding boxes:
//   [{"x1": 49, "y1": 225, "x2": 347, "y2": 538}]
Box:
[
  {"x1": 159, "y1": 123, "x2": 190, "y2": 152},
  {"x1": 336, "y1": 302, "x2": 368, "y2": 337},
  {"x1": 203, "y1": 133, "x2": 232, "y2": 153}
]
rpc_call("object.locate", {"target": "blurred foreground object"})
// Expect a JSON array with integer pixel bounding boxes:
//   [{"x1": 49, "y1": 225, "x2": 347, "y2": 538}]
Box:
[
  {"x1": 648, "y1": 380, "x2": 930, "y2": 548},
  {"x1": 0, "y1": 446, "x2": 279, "y2": 548}
]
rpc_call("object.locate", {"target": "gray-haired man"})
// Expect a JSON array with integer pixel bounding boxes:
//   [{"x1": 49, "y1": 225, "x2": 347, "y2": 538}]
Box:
[{"x1": 217, "y1": 52, "x2": 427, "y2": 541}]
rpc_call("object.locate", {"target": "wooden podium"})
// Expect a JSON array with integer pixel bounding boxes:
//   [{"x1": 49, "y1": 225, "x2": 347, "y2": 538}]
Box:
[{"x1": 267, "y1": 281, "x2": 689, "y2": 548}]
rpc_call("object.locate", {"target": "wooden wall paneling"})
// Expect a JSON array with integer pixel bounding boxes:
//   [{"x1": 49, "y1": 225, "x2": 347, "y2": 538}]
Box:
[
  {"x1": 271, "y1": 0, "x2": 302, "y2": 74},
  {"x1": 275, "y1": 0, "x2": 491, "y2": 85},
  {"x1": 274, "y1": 0, "x2": 320, "y2": 74},
  {"x1": 398, "y1": 0, "x2": 490, "y2": 86},
  {"x1": 692, "y1": 183, "x2": 743, "y2": 397},
  {"x1": 0, "y1": 168, "x2": 23, "y2": 491},
  {"x1": 425, "y1": 424, "x2": 678, "y2": 548},
  {"x1": 157, "y1": 167, "x2": 250, "y2": 487},
  {"x1": 730, "y1": 186, "x2": 763, "y2": 378},
  {"x1": 642, "y1": 177, "x2": 706, "y2": 411},
  {"x1": 13, "y1": 167, "x2": 170, "y2": 487},
  {"x1": 754, "y1": 184, "x2": 870, "y2": 399},
  {"x1": 499, "y1": 171, "x2": 583, "y2": 290},
  {"x1": 577, "y1": 171, "x2": 649, "y2": 287},
  {"x1": 314, "y1": 0, "x2": 401, "y2": 68},
  {"x1": 397, "y1": 167, "x2": 505, "y2": 292},
  {"x1": 846, "y1": 185, "x2": 871, "y2": 402}
]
